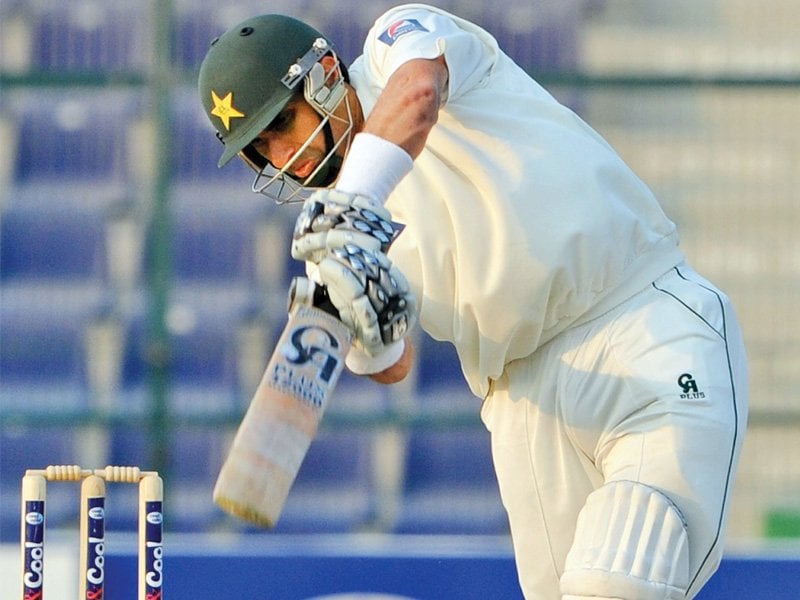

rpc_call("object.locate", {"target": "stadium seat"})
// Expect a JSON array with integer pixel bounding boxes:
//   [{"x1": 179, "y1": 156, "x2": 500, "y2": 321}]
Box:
[
  {"x1": 0, "y1": 190, "x2": 116, "y2": 411},
  {"x1": 169, "y1": 208, "x2": 259, "y2": 285},
  {"x1": 167, "y1": 306, "x2": 244, "y2": 415},
  {"x1": 0, "y1": 300, "x2": 90, "y2": 410},
  {"x1": 4, "y1": 89, "x2": 140, "y2": 213},
  {"x1": 0, "y1": 203, "x2": 116, "y2": 413},
  {"x1": 269, "y1": 429, "x2": 377, "y2": 533},
  {"x1": 0, "y1": 428, "x2": 83, "y2": 539},
  {"x1": 393, "y1": 428, "x2": 509, "y2": 535},
  {"x1": 117, "y1": 295, "x2": 248, "y2": 417},
  {"x1": 414, "y1": 333, "x2": 467, "y2": 394},
  {"x1": 158, "y1": 427, "x2": 231, "y2": 532},
  {"x1": 165, "y1": 207, "x2": 269, "y2": 403},
  {"x1": 26, "y1": 1, "x2": 153, "y2": 72},
  {"x1": 0, "y1": 426, "x2": 83, "y2": 484},
  {"x1": 9, "y1": 90, "x2": 137, "y2": 182},
  {"x1": 171, "y1": 9, "x2": 219, "y2": 72},
  {"x1": 479, "y1": 0, "x2": 583, "y2": 72},
  {"x1": 0, "y1": 205, "x2": 109, "y2": 282},
  {"x1": 0, "y1": 283, "x2": 115, "y2": 413}
]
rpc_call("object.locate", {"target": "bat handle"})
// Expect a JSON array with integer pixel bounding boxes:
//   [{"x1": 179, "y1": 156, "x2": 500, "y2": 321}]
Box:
[{"x1": 288, "y1": 277, "x2": 341, "y2": 320}]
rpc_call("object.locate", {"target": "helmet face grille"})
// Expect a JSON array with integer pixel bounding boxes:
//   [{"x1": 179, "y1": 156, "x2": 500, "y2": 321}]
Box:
[{"x1": 250, "y1": 61, "x2": 354, "y2": 205}]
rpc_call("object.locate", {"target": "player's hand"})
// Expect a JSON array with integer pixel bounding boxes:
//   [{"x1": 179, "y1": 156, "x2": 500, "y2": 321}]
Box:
[
  {"x1": 288, "y1": 275, "x2": 415, "y2": 364},
  {"x1": 291, "y1": 189, "x2": 415, "y2": 355},
  {"x1": 291, "y1": 189, "x2": 403, "y2": 263},
  {"x1": 317, "y1": 243, "x2": 416, "y2": 357}
]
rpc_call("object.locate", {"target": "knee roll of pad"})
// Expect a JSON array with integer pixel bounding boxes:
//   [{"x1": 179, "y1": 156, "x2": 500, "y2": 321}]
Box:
[{"x1": 560, "y1": 480, "x2": 690, "y2": 600}]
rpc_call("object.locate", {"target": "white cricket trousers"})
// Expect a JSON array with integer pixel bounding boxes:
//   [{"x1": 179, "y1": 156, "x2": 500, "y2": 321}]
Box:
[{"x1": 481, "y1": 264, "x2": 748, "y2": 600}]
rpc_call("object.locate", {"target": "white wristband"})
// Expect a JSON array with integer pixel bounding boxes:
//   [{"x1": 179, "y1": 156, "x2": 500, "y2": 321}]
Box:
[
  {"x1": 345, "y1": 338, "x2": 406, "y2": 375},
  {"x1": 335, "y1": 133, "x2": 413, "y2": 205}
]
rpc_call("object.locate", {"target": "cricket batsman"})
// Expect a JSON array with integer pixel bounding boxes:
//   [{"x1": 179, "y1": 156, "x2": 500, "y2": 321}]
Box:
[{"x1": 197, "y1": 5, "x2": 749, "y2": 598}]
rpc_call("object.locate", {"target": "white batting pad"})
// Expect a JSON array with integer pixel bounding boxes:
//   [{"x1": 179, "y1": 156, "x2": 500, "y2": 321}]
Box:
[{"x1": 560, "y1": 480, "x2": 690, "y2": 600}]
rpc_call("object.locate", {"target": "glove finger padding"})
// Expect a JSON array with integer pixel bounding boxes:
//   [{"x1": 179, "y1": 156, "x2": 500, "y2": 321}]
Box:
[
  {"x1": 292, "y1": 189, "x2": 403, "y2": 264},
  {"x1": 318, "y1": 244, "x2": 416, "y2": 356},
  {"x1": 292, "y1": 228, "x2": 383, "y2": 265}
]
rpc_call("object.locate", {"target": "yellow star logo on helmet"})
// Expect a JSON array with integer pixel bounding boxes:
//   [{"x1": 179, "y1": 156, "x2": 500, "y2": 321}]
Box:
[{"x1": 210, "y1": 90, "x2": 245, "y2": 131}]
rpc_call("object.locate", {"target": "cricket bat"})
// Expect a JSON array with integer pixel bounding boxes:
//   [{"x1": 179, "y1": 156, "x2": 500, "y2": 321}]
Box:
[{"x1": 213, "y1": 284, "x2": 351, "y2": 527}]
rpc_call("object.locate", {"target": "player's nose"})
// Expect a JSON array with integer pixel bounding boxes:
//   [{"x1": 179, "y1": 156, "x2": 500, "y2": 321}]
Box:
[{"x1": 267, "y1": 137, "x2": 297, "y2": 170}]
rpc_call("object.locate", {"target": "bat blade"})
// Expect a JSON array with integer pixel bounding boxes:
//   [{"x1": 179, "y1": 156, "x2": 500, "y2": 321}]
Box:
[{"x1": 213, "y1": 303, "x2": 351, "y2": 527}]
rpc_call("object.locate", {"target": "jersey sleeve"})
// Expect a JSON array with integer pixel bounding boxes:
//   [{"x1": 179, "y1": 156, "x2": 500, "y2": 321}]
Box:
[{"x1": 362, "y1": 5, "x2": 498, "y2": 102}]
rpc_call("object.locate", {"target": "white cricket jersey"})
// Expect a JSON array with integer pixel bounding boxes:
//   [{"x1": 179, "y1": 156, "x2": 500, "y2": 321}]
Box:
[{"x1": 348, "y1": 4, "x2": 685, "y2": 397}]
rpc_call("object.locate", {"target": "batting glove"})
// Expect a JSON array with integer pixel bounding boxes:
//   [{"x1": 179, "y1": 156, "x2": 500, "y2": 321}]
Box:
[
  {"x1": 291, "y1": 189, "x2": 403, "y2": 263},
  {"x1": 319, "y1": 242, "x2": 416, "y2": 356},
  {"x1": 291, "y1": 189, "x2": 415, "y2": 356}
]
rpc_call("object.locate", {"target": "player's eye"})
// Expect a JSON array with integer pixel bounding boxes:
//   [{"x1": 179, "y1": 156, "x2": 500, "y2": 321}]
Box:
[{"x1": 266, "y1": 107, "x2": 294, "y2": 133}]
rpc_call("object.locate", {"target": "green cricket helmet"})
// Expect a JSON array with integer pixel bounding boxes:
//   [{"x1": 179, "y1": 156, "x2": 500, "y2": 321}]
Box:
[{"x1": 198, "y1": 14, "x2": 352, "y2": 202}]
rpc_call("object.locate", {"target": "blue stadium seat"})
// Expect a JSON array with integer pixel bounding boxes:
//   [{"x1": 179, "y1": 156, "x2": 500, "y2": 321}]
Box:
[
  {"x1": 166, "y1": 427, "x2": 230, "y2": 532},
  {"x1": 26, "y1": 1, "x2": 152, "y2": 72},
  {"x1": 164, "y1": 208, "x2": 267, "y2": 410},
  {"x1": 161, "y1": 188, "x2": 275, "y2": 408},
  {"x1": 393, "y1": 428, "x2": 508, "y2": 535},
  {"x1": 167, "y1": 306, "x2": 243, "y2": 415},
  {"x1": 171, "y1": 10, "x2": 214, "y2": 71},
  {"x1": 117, "y1": 296, "x2": 247, "y2": 416},
  {"x1": 0, "y1": 428, "x2": 83, "y2": 539},
  {"x1": 0, "y1": 298, "x2": 116, "y2": 416},
  {"x1": 9, "y1": 90, "x2": 137, "y2": 182},
  {"x1": 0, "y1": 203, "x2": 114, "y2": 411},
  {"x1": 116, "y1": 309, "x2": 150, "y2": 412},
  {"x1": 0, "y1": 205, "x2": 108, "y2": 282},
  {"x1": 0, "y1": 429, "x2": 81, "y2": 487},
  {"x1": 414, "y1": 333, "x2": 467, "y2": 394},
  {"x1": 270, "y1": 429, "x2": 376, "y2": 533},
  {"x1": 4, "y1": 89, "x2": 139, "y2": 213},
  {"x1": 107, "y1": 426, "x2": 150, "y2": 468},
  {"x1": 478, "y1": 0, "x2": 583, "y2": 72},
  {"x1": 0, "y1": 301, "x2": 89, "y2": 410},
  {"x1": 0, "y1": 232, "x2": 114, "y2": 412},
  {"x1": 170, "y1": 208, "x2": 258, "y2": 285}
]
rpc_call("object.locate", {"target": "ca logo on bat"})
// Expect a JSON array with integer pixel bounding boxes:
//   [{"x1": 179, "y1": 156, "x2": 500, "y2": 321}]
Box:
[{"x1": 281, "y1": 325, "x2": 341, "y2": 384}]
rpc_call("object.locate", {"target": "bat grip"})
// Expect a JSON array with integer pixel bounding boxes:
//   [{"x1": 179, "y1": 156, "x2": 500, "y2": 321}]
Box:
[
  {"x1": 312, "y1": 284, "x2": 341, "y2": 319},
  {"x1": 288, "y1": 276, "x2": 341, "y2": 320}
]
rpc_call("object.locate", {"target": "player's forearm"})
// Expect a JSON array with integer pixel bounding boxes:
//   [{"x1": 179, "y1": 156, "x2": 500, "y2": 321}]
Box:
[{"x1": 362, "y1": 56, "x2": 448, "y2": 158}]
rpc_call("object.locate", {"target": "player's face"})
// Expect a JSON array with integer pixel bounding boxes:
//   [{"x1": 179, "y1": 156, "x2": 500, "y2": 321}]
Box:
[
  {"x1": 249, "y1": 56, "x2": 361, "y2": 186},
  {"x1": 250, "y1": 97, "x2": 329, "y2": 180}
]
